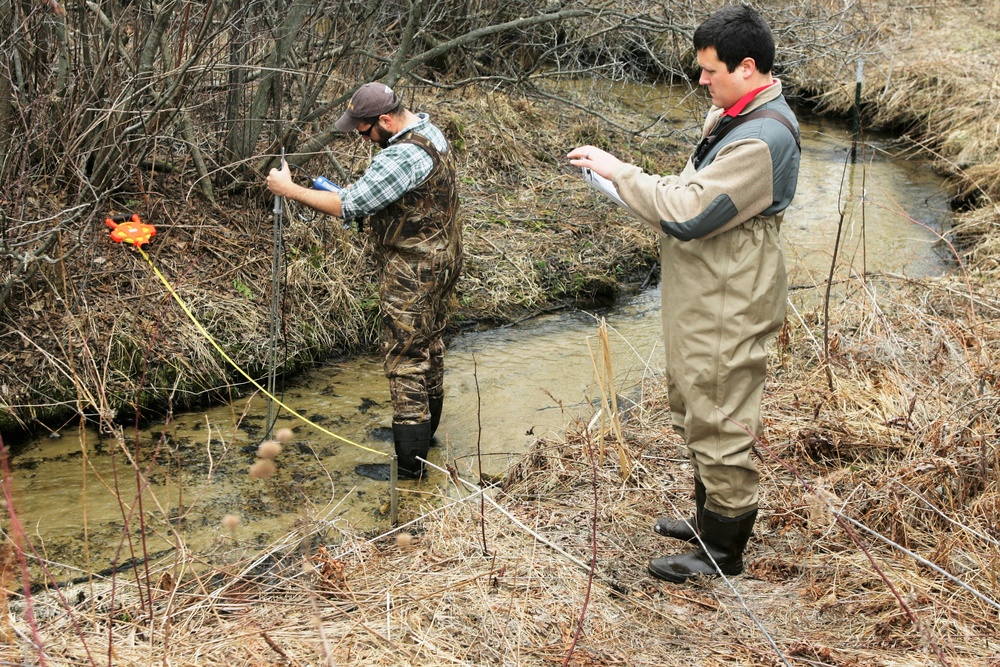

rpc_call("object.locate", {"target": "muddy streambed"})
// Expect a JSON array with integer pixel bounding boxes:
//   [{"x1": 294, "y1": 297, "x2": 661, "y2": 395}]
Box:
[{"x1": 7, "y1": 112, "x2": 953, "y2": 584}]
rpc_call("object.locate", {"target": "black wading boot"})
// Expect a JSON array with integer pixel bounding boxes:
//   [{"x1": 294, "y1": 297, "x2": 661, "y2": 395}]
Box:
[
  {"x1": 653, "y1": 478, "x2": 706, "y2": 542},
  {"x1": 429, "y1": 396, "x2": 444, "y2": 445},
  {"x1": 647, "y1": 508, "x2": 757, "y2": 583},
  {"x1": 355, "y1": 422, "x2": 433, "y2": 481}
]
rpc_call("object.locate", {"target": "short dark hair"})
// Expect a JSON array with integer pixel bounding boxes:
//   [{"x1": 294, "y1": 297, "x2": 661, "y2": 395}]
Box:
[
  {"x1": 693, "y1": 4, "x2": 775, "y2": 74},
  {"x1": 360, "y1": 100, "x2": 404, "y2": 126}
]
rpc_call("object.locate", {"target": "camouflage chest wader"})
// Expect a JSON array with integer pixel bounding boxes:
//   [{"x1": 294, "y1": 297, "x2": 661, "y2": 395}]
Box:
[{"x1": 368, "y1": 131, "x2": 463, "y2": 427}]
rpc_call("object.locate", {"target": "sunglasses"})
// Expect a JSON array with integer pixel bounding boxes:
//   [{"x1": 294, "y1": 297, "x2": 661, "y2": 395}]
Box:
[{"x1": 357, "y1": 122, "x2": 378, "y2": 137}]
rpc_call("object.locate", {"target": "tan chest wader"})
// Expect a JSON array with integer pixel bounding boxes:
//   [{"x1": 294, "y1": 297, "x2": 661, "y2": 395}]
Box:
[{"x1": 648, "y1": 105, "x2": 798, "y2": 583}]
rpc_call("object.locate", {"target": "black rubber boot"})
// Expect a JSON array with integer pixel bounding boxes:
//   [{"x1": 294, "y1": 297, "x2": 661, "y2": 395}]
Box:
[
  {"x1": 355, "y1": 422, "x2": 433, "y2": 481},
  {"x1": 647, "y1": 508, "x2": 757, "y2": 583},
  {"x1": 429, "y1": 396, "x2": 444, "y2": 445},
  {"x1": 653, "y1": 478, "x2": 706, "y2": 542}
]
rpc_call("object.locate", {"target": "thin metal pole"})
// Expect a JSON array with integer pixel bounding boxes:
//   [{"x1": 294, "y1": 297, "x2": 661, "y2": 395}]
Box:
[
  {"x1": 390, "y1": 455, "x2": 399, "y2": 525},
  {"x1": 851, "y1": 59, "x2": 863, "y2": 161},
  {"x1": 266, "y1": 148, "x2": 284, "y2": 438}
]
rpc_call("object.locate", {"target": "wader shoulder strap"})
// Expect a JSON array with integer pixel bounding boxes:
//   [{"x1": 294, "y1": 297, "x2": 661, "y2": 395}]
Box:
[
  {"x1": 395, "y1": 131, "x2": 442, "y2": 163},
  {"x1": 394, "y1": 131, "x2": 445, "y2": 188},
  {"x1": 752, "y1": 109, "x2": 801, "y2": 150},
  {"x1": 693, "y1": 108, "x2": 800, "y2": 168}
]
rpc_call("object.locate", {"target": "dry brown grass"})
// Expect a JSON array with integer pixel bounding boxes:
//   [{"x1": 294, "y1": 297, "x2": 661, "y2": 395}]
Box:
[
  {"x1": 791, "y1": 0, "x2": 1000, "y2": 273},
  {"x1": 4, "y1": 1, "x2": 1000, "y2": 664},
  {"x1": 12, "y1": 272, "x2": 998, "y2": 666}
]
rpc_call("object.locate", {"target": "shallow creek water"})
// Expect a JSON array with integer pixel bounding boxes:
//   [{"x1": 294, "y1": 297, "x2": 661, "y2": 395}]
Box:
[{"x1": 8, "y1": 111, "x2": 953, "y2": 583}]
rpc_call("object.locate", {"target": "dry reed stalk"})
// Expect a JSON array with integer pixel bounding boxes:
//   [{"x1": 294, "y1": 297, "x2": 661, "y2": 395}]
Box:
[{"x1": 585, "y1": 318, "x2": 630, "y2": 478}]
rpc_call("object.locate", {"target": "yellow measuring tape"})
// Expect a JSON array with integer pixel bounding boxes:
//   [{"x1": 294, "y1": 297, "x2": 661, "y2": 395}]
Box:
[{"x1": 136, "y1": 245, "x2": 386, "y2": 457}]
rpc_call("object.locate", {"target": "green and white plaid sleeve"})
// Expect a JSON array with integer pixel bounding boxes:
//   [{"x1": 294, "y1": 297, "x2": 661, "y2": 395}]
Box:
[{"x1": 340, "y1": 144, "x2": 434, "y2": 221}]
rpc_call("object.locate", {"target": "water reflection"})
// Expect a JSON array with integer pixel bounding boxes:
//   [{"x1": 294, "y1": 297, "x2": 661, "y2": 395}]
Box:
[
  {"x1": 785, "y1": 116, "x2": 952, "y2": 285},
  {"x1": 7, "y1": 111, "x2": 953, "y2": 582}
]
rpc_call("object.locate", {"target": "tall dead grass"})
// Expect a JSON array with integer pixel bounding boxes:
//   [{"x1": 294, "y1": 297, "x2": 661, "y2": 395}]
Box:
[
  {"x1": 791, "y1": 0, "x2": 1000, "y2": 278},
  {"x1": 9, "y1": 271, "x2": 998, "y2": 666}
]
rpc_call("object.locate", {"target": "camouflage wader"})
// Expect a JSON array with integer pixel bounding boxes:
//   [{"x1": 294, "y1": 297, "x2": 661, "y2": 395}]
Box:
[{"x1": 367, "y1": 131, "x2": 463, "y2": 426}]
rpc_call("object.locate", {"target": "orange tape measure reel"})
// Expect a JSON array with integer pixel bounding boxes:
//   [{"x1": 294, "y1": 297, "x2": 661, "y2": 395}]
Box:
[{"x1": 105, "y1": 213, "x2": 156, "y2": 247}]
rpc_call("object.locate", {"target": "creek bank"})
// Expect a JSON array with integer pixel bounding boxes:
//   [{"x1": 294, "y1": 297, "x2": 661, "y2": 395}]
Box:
[
  {"x1": 5, "y1": 0, "x2": 1000, "y2": 438},
  {"x1": 2, "y1": 88, "x2": 674, "y2": 438}
]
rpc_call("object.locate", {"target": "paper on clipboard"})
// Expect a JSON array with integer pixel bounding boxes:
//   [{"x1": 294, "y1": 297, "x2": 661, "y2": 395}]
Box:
[{"x1": 581, "y1": 167, "x2": 641, "y2": 218}]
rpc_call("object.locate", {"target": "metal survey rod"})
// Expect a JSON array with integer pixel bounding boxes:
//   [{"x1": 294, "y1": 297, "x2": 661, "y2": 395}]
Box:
[
  {"x1": 390, "y1": 455, "x2": 399, "y2": 525},
  {"x1": 266, "y1": 149, "x2": 285, "y2": 438},
  {"x1": 851, "y1": 60, "x2": 863, "y2": 161}
]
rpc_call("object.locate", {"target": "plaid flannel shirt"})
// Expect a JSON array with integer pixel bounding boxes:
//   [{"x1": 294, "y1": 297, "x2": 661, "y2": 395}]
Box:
[{"x1": 339, "y1": 113, "x2": 447, "y2": 221}]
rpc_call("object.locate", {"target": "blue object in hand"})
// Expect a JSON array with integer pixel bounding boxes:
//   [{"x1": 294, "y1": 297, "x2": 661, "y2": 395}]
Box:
[{"x1": 312, "y1": 176, "x2": 342, "y2": 192}]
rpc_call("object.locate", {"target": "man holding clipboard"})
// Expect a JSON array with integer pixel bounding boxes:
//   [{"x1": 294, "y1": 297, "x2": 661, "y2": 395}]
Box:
[{"x1": 568, "y1": 4, "x2": 800, "y2": 584}]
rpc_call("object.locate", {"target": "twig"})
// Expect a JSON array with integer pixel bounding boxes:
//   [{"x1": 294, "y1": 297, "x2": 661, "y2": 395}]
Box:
[
  {"x1": 472, "y1": 354, "x2": 490, "y2": 556},
  {"x1": 563, "y1": 427, "x2": 600, "y2": 667},
  {"x1": 262, "y1": 631, "x2": 298, "y2": 665}
]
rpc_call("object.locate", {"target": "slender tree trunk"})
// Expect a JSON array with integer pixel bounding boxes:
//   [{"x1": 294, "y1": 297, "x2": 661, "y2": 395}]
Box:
[
  {"x1": 224, "y1": 0, "x2": 311, "y2": 184},
  {"x1": 221, "y1": 3, "x2": 252, "y2": 185},
  {"x1": 385, "y1": 0, "x2": 424, "y2": 87},
  {"x1": 0, "y1": 0, "x2": 13, "y2": 154}
]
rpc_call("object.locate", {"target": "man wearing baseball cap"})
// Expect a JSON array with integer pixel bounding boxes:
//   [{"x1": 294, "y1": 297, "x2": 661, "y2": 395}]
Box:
[
  {"x1": 333, "y1": 82, "x2": 401, "y2": 136},
  {"x1": 267, "y1": 82, "x2": 463, "y2": 482}
]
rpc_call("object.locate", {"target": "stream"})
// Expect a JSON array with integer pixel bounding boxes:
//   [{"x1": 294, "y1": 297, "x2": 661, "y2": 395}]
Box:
[{"x1": 6, "y1": 109, "x2": 954, "y2": 583}]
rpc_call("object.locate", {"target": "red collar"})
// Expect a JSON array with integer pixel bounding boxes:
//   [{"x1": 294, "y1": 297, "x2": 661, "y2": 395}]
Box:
[{"x1": 724, "y1": 81, "x2": 776, "y2": 117}]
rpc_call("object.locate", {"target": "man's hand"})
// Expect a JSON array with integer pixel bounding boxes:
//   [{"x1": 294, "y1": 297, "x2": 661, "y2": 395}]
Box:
[
  {"x1": 266, "y1": 159, "x2": 294, "y2": 197},
  {"x1": 567, "y1": 145, "x2": 626, "y2": 180},
  {"x1": 265, "y1": 158, "x2": 344, "y2": 218}
]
